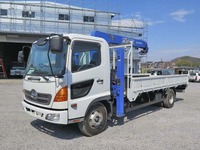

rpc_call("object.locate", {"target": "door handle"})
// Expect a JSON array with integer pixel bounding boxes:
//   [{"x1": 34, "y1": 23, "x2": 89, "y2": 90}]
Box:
[{"x1": 97, "y1": 79, "x2": 104, "y2": 84}]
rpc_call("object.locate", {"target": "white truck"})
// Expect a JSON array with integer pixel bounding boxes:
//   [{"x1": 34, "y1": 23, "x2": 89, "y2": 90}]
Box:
[
  {"x1": 196, "y1": 72, "x2": 200, "y2": 82},
  {"x1": 189, "y1": 70, "x2": 200, "y2": 82},
  {"x1": 22, "y1": 31, "x2": 188, "y2": 136}
]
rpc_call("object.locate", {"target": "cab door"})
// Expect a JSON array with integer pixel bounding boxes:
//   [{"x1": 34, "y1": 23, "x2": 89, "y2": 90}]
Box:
[{"x1": 67, "y1": 40, "x2": 110, "y2": 120}]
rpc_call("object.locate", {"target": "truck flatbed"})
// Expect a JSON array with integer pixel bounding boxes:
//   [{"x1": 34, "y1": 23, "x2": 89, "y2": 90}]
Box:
[{"x1": 126, "y1": 74, "x2": 188, "y2": 102}]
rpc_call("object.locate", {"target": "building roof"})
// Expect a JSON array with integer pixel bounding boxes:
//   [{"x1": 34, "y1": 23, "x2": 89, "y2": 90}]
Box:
[{"x1": 1, "y1": 1, "x2": 119, "y2": 15}]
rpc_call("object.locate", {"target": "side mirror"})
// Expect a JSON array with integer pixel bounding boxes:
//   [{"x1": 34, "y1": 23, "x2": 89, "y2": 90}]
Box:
[
  {"x1": 50, "y1": 35, "x2": 63, "y2": 53},
  {"x1": 18, "y1": 45, "x2": 31, "y2": 63},
  {"x1": 22, "y1": 45, "x2": 31, "y2": 62},
  {"x1": 18, "y1": 51, "x2": 24, "y2": 63}
]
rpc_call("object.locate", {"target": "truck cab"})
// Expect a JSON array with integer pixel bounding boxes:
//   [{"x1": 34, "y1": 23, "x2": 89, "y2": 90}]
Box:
[{"x1": 22, "y1": 34, "x2": 111, "y2": 126}]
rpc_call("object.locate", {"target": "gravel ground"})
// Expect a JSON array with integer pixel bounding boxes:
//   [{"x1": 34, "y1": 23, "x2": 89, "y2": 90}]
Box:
[{"x1": 0, "y1": 79, "x2": 200, "y2": 150}]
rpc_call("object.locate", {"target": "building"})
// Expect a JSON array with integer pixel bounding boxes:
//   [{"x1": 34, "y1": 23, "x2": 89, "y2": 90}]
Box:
[
  {"x1": 0, "y1": 1, "x2": 144, "y2": 38},
  {"x1": 0, "y1": 0, "x2": 147, "y2": 77}
]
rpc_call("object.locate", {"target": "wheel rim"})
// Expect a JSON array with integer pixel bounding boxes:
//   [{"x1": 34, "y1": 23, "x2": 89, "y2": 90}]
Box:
[
  {"x1": 88, "y1": 110, "x2": 103, "y2": 129},
  {"x1": 169, "y1": 92, "x2": 174, "y2": 104}
]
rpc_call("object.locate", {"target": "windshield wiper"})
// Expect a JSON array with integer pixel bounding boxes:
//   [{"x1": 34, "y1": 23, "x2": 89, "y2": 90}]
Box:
[
  {"x1": 41, "y1": 75, "x2": 49, "y2": 81},
  {"x1": 24, "y1": 67, "x2": 51, "y2": 81}
]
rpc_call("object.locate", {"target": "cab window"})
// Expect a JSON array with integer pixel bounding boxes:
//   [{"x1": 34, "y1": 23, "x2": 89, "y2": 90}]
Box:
[{"x1": 71, "y1": 41, "x2": 101, "y2": 72}]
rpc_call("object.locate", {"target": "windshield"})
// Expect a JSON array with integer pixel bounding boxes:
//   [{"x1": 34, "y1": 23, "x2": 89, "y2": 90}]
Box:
[
  {"x1": 190, "y1": 72, "x2": 197, "y2": 76},
  {"x1": 25, "y1": 40, "x2": 67, "y2": 77}
]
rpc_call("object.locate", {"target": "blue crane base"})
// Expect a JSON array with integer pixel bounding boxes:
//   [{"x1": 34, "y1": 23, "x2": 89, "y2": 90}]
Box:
[{"x1": 113, "y1": 48, "x2": 125, "y2": 117}]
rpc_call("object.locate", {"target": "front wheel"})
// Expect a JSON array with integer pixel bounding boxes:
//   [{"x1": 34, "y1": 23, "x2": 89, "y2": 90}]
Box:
[
  {"x1": 78, "y1": 102, "x2": 107, "y2": 136},
  {"x1": 163, "y1": 89, "x2": 176, "y2": 108}
]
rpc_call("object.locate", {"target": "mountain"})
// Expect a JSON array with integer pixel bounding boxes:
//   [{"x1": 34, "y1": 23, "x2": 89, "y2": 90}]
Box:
[{"x1": 171, "y1": 56, "x2": 200, "y2": 67}]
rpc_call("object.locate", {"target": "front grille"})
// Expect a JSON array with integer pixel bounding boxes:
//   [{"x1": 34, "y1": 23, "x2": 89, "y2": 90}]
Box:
[{"x1": 24, "y1": 90, "x2": 52, "y2": 105}]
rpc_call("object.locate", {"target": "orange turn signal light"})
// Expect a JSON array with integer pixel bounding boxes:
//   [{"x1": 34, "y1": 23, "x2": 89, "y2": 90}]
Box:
[{"x1": 54, "y1": 86, "x2": 68, "y2": 102}]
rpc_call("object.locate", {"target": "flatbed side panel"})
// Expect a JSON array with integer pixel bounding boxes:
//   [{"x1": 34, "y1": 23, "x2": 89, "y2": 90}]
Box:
[{"x1": 127, "y1": 75, "x2": 188, "y2": 102}]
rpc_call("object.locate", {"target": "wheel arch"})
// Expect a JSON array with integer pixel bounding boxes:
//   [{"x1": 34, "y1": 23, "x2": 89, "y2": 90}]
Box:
[
  {"x1": 164, "y1": 87, "x2": 176, "y2": 95},
  {"x1": 85, "y1": 95, "x2": 113, "y2": 119}
]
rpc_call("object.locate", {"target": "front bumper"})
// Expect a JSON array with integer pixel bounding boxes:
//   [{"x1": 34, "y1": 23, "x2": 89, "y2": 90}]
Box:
[{"x1": 22, "y1": 100, "x2": 68, "y2": 124}]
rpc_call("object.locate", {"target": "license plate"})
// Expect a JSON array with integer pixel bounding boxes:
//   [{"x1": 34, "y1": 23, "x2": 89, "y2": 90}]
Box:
[{"x1": 35, "y1": 111, "x2": 43, "y2": 117}]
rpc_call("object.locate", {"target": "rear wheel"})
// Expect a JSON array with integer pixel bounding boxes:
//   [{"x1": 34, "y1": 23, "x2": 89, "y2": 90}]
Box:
[
  {"x1": 78, "y1": 102, "x2": 107, "y2": 136},
  {"x1": 163, "y1": 89, "x2": 176, "y2": 108}
]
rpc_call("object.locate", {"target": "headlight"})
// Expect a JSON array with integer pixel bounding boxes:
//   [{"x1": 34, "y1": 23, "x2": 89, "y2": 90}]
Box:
[{"x1": 45, "y1": 113, "x2": 60, "y2": 122}]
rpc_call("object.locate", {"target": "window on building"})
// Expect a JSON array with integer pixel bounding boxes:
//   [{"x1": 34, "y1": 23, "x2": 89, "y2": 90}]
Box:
[
  {"x1": 0, "y1": 9, "x2": 7, "y2": 16},
  {"x1": 59, "y1": 14, "x2": 70, "y2": 21},
  {"x1": 22, "y1": 11, "x2": 35, "y2": 18},
  {"x1": 83, "y1": 16, "x2": 94, "y2": 22}
]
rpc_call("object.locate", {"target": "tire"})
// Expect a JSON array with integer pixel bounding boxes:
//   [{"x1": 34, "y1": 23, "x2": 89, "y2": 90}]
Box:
[
  {"x1": 163, "y1": 89, "x2": 176, "y2": 108},
  {"x1": 78, "y1": 102, "x2": 107, "y2": 136}
]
